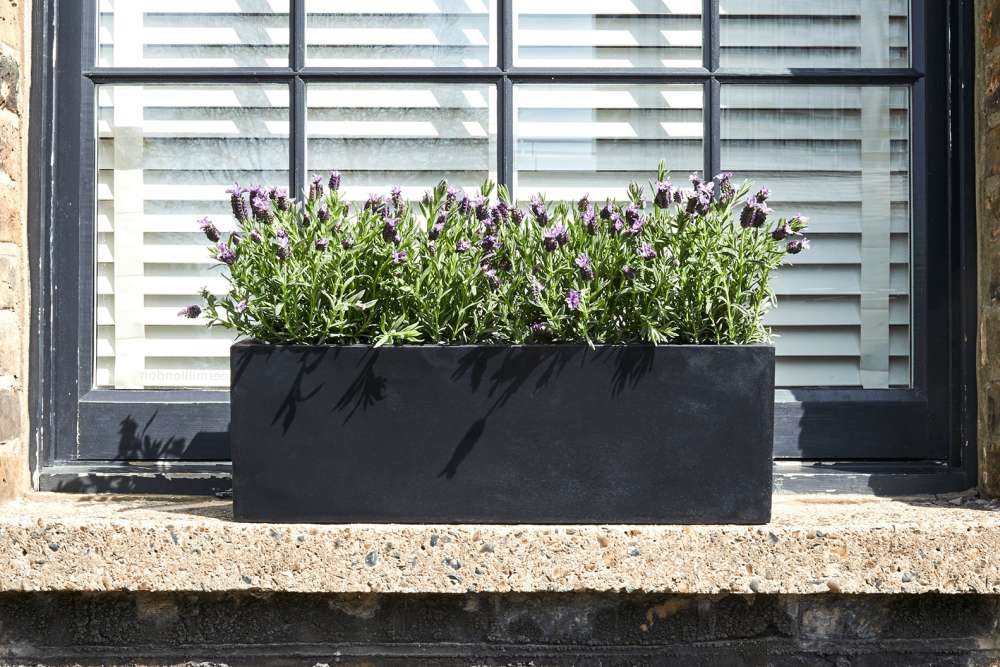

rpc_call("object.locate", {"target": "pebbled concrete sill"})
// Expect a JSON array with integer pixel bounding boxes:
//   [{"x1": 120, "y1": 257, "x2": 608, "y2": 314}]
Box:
[{"x1": 0, "y1": 492, "x2": 998, "y2": 595}]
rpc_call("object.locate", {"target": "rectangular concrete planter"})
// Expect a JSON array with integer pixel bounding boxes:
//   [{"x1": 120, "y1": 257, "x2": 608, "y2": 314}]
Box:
[{"x1": 229, "y1": 343, "x2": 775, "y2": 524}]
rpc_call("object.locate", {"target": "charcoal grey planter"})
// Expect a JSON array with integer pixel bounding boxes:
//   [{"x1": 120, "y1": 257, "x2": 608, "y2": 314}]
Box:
[{"x1": 229, "y1": 342, "x2": 775, "y2": 525}]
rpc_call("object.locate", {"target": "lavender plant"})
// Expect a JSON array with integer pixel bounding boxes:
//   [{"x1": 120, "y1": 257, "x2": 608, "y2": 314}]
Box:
[{"x1": 183, "y1": 163, "x2": 809, "y2": 347}]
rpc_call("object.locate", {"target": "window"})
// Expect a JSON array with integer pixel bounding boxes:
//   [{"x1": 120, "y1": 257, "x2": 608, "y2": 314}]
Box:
[{"x1": 33, "y1": 1, "x2": 975, "y2": 492}]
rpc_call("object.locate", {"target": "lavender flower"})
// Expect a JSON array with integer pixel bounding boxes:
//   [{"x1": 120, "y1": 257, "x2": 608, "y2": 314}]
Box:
[
  {"x1": 542, "y1": 223, "x2": 568, "y2": 251},
  {"x1": 481, "y1": 235, "x2": 500, "y2": 252},
  {"x1": 624, "y1": 203, "x2": 644, "y2": 235},
  {"x1": 653, "y1": 180, "x2": 675, "y2": 209},
  {"x1": 392, "y1": 249, "x2": 408, "y2": 264},
  {"x1": 198, "y1": 217, "x2": 220, "y2": 242},
  {"x1": 638, "y1": 243, "x2": 657, "y2": 260},
  {"x1": 740, "y1": 198, "x2": 771, "y2": 228},
  {"x1": 530, "y1": 278, "x2": 544, "y2": 303},
  {"x1": 472, "y1": 195, "x2": 490, "y2": 222},
  {"x1": 341, "y1": 238, "x2": 355, "y2": 250},
  {"x1": 309, "y1": 175, "x2": 324, "y2": 201},
  {"x1": 317, "y1": 204, "x2": 331, "y2": 224},
  {"x1": 786, "y1": 238, "x2": 810, "y2": 255},
  {"x1": 177, "y1": 304, "x2": 201, "y2": 318},
  {"x1": 328, "y1": 171, "x2": 342, "y2": 192},
  {"x1": 565, "y1": 288, "x2": 582, "y2": 311},
  {"x1": 456, "y1": 239, "x2": 472, "y2": 253},
  {"x1": 715, "y1": 172, "x2": 735, "y2": 203},
  {"x1": 510, "y1": 208, "x2": 525, "y2": 226},
  {"x1": 599, "y1": 201, "x2": 614, "y2": 221},
  {"x1": 249, "y1": 229, "x2": 263, "y2": 243},
  {"x1": 270, "y1": 187, "x2": 290, "y2": 212},
  {"x1": 753, "y1": 187, "x2": 770, "y2": 203},
  {"x1": 529, "y1": 321, "x2": 548, "y2": 337},
  {"x1": 445, "y1": 186, "x2": 460, "y2": 210},
  {"x1": 577, "y1": 193, "x2": 591, "y2": 213},
  {"x1": 458, "y1": 195, "x2": 472, "y2": 216},
  {"x1": 483, "y1": 266, "x2": 501, "y2": 290},
  {"x1": 529, "y1": 195, "x2": 550, "y2": 226},
  {"x1": 390, "y1": 185, "x2": 403, "y2": 211},
  {"x1": 771, "y1": 222, "x2": 792, "y2": 241},
  {"x1": 364, "y1": 194, "x2": 387, "y2": 218},
  {"x1": 218, "y1": 242, "x2": 238, "y2": 265},
  {"x1": 491, "y1": 201, "x2": 509, "y2": 227},
  {"x1": 274, "y1": 230, "x2": 290, "y2": 261},
  {"x1": 429, "y1": 212, "x2": 446, "y2": 240},
  {"x1": 609, "y1": 211, "x2": 625, "y2": 235},
  {"x1": 226, "y1": 184, "x2": 250, "y2": 223},
  {"x1": 622, "y1": 265, "x2": 637, "y2": 280},
  {"x1": 315, "y1": 237, "x2": 330, "y2": 252},
  {"x1": 427, "y1": 241, "x2": 437, "y2": 256},
  {"x1": 250, "y1": 193, "x2": 272, "y2": 223},
  {"x1": 575, "y1": 253, "x2": 594, "y2": 281},
  {"x1": 582, "y1": 205, "x2": 597, "y2": 234},
  {"x1": 234, "y1": 299, "x2": 247, "y2": 314},
  {"x1": 382, "y1": 218, "x2": 401, "y2": 245}
]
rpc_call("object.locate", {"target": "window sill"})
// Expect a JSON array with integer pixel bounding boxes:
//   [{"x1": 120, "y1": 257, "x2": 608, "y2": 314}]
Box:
[{"x1": 0, "y1": 492, "x2": 997, "y2": 595}]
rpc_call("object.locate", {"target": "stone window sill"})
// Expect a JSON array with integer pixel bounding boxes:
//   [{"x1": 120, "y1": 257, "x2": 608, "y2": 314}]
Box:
[{"x1": 0, "y1": 493, "x2": 997, "y2": 595}]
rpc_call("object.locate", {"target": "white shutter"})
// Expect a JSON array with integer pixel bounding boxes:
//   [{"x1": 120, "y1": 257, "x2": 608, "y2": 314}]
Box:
[
  {"x1": 719, "y1": 0, "x2": 909, "y2": 68},
  {"x1": 96, "y1": 84, "x2": 290, "y2": 389},
  {"x1": 306, "y1": 83, "x2": 497, "y2": 201},
  {"x1": 513, "y1": 0, "x2": 702, "y2": 68},
  {"x1": 722, "y1": 84, "x2": 910, "y2": 388},
  {"x1": 97, "y1": 0, "x2": 290, "y2": 68},
  {"x1": 514, "y1": 84, "x2": 703, "y2": 200},
  {"x1": 305, "y1": 0, "x2": 495, "y2": 67}
]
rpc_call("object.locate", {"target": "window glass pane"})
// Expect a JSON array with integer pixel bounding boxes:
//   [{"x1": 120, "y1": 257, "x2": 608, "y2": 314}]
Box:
[
  {"x1": 305, "y1": 1, "x2": 496, "y2": 67},
  {"x1": 307, "y1": 83, "x2": 497, "y2": 200},
  {"x1": 97, "y1": 0, "x2": 290, "y2": 68},
  {"x1": 721, "y1": 84, "x2": 910, "y2": 388},
  {"x1": 720, "y1": 0, "x2": 909, "y2": 68},
  {"x1": 513, "y1": 1, "x2": 701, "y2": 68},
  {"x1": 96, "y1": 84, "x2": 289, "y2": 389},
  {"x1": 513, "y1": 84, "x2": 703, "y2": 201}
]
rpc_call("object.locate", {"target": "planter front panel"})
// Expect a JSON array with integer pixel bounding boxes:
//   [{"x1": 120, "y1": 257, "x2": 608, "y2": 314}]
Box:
[{"x1": 230, "y1": 344, "x2": 774, "y2": 524}]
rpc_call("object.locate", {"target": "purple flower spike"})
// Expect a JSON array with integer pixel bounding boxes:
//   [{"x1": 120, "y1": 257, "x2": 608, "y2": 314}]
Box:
[
  {"x1": 654, "y1": 180, "x2": 674, "y2": 209},
  {"x1": 274, "y1": 229, "x2": 289, "y2": 260},
  {"x1": 481, "y1": 235, "x2": 500, "y2": 252},
  {"x1": 177, "y1": 304, "x2": 201, "y2": 319},
  {"x1": 575, "y1": 252, "x2": 594, "y2": 281},
  {"x1": 217, "y1": 242, "x2": 238, "y2": 265},
  {"x1": 529, "y1": 194, "x2": 550, "y2": 226},
  {"x1": 609, "y1": 212, "x2": 625, "y2": 235},
  {"x1": 429, "y1": 212, "x2": 446, "y2": 240},
  {"x1": 565, "y1": 288, "x2": 582, "y2": 311},
  {"x1": 456, "y1": 239, "x2": 472, "y2": 253},
  {"x1": 234, "y1": 299, "x2": 247, "y2": 314},
  {"x1": 315, "y1": 237, "x2": 330, "y2": 252},
  {"x1": 754, "y1": 187, "x2": 770, "y2": 203},
  {"x1": 740, "y1": 197, "x2": 771, "y2": 228},
  {"x1": 198, "y1": 217, "x2": 220, "y2": 242},
  {"x1": 249, "y1": 229, "x2": 263, "y2": 243},
  {"x1": 392, "y1": 249, "x2": 408, "y2": 264},
  {"x1": 458, "y1": 195, "x2": 472, "y2": 216},
  {"x1": 483, "y1": 266, "x2": 501, "y2": 290},
  {"x1": 542, "y1": 223, "x2": 568, "y2": 252},
  {"x1": 317, "y1": 204, "x2": 331, "y2": 224},
  {"x1": 530, "y1": 321, "x2": 548, "y2": 337},
  {"x1": 390, "y1": 185, "x2": 403, "y2": 210},
  {"x1": 624, "y1": 203, "x2": 644, "y2": 235},
  {"x1": 445, "y1": 186, "x2": 460, "y2": 210},
  {"x1": 577, "y1": 193, "x2": 591, "y2": 213},
  {"x1": 582, "y1": 205, "x2": 597, "y2": 235},
  {"x1": 309, "y1": 175, "x2": 324, "y2": 201},
  {"x1": 786, "y1": 238, "x2": 810, "y2": 255},
  {"x1": 226, "y1": 185, "x2": 251, "y2": 223},
  {"x1": 599, "y1": 201, "x2": 614, "y2": 221},
  {"x1": 382, "y1": 218, "x2": 401, "y2": 245},
  {"x1": 622, "y1": 265, "x2": 637, "y2": 280},
  {"x1": 715, "y1": 172, "x2": 735, "y2": 203},
  {"x1": 638, "y1": 243, "x2": 657, "y2": 260},
  {"x1": 472, "y1": 195, "x2": 490, "y2": 222},
  {"x1": 328, "y1": 171, "x2": 342, "y2": 192},
  {"x1": 771, "y1": 222, "x2": 792, "y2": 241},
  {"x1": 510, "y1": 208, "x2": 525, "y2": 226},
  {"x1": 341, "y1": 238, "x2": 355, "y2": 250}
]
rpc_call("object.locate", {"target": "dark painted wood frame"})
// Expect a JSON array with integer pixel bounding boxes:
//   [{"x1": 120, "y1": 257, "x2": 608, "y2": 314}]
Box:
[{"x1": 27, "y1": 0, "x2": 979, "y2": 495}]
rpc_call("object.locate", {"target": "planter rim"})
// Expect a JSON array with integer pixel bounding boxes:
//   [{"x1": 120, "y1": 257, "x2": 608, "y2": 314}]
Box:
[{"x1": 231, "y1": 340, "x2": 776, "y2": 351}]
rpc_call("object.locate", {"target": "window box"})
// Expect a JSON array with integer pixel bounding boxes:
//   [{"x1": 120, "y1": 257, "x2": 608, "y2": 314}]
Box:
[{"x1": 230, "y1": 342, "x2": 775, "y2": 524}]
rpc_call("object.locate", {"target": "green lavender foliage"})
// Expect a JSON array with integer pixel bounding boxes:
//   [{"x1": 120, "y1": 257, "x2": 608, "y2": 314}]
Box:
[{"x1": 194, "y1": 164, "x2": 809, "y2": 347}]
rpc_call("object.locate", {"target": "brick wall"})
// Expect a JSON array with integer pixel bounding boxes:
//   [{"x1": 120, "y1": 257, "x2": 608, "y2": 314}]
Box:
[{"x1": 0, "y1": 0, "x2": 28, "y2": 503}]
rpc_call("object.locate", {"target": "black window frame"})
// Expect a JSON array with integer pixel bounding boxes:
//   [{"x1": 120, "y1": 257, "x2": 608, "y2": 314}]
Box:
[{"x1": 28, "y1": 0, "x2": 978, "y2": 494}]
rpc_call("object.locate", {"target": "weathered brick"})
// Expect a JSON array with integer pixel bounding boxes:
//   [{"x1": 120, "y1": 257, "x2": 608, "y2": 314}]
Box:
[
  {"x1": 0, "y1": 386, "x2": 19, "y2": 443},
  {"x1": 0, "y1": 46, "x2": 17, "y2": 115},
  {"x1": 0, "y1": 311, "x2": 18, "y2": 378},
  {"x1": 0, "y1": 0, "x2": 21, "y2": 53},
  {"x1": 0, "y1": 248, "x2": 15, "y2": 310}
]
